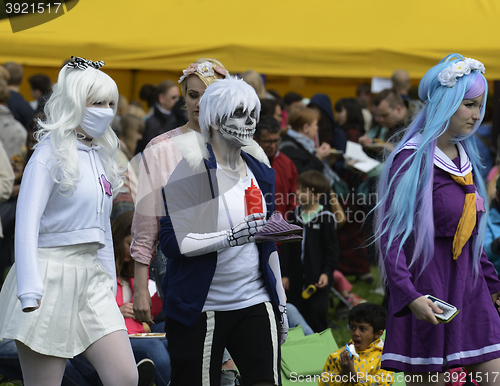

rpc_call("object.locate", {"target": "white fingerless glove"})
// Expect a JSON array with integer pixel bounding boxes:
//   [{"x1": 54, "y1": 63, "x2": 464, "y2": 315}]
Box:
[{"x1": 179, "y1": 213, "x2": 266, "y2": 256}]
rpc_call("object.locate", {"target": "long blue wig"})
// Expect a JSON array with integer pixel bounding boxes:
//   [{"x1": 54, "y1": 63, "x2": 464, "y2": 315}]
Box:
[{"x1": 374, "y1": 53, "x2": 488, "y2": 282}]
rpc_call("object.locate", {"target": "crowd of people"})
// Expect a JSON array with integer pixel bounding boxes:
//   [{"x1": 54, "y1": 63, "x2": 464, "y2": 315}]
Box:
[{"x1": 0, "y1": 52, "x2": 499, "y2": 386}]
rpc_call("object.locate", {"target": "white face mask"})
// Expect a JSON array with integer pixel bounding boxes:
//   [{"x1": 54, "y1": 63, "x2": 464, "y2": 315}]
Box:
[{"x1": 79, "y1": 107, "x2": 115, "y2": 138}]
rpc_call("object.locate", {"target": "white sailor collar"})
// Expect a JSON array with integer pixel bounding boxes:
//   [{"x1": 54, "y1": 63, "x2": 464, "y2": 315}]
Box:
[{"x1": 400, "y1": 133, "x2": 472, "y2": 177}]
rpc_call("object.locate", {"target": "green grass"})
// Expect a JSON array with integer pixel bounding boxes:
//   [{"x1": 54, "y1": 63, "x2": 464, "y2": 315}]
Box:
[
  {"x1": 0, "y1": 378, "x2": 22, "y2": 386},
  {"x1": 328, "y1": 265, "x2": 384, "y2": 346}
]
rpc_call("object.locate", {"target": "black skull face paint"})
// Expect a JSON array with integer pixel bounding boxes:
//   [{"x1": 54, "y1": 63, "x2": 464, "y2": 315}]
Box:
[{"x1": 219, "y1": 105, "x2": 257, "y2": 146}]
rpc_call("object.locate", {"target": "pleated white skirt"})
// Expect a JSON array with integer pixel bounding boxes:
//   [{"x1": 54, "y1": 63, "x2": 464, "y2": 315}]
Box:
[{"x1": 0, "y1": 243, "x2": 126, "y2": 358}]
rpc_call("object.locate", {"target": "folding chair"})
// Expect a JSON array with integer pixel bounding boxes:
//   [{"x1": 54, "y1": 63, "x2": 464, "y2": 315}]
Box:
[{"x1": 330, "y1": 286, "x2": 352, "y2": 309}]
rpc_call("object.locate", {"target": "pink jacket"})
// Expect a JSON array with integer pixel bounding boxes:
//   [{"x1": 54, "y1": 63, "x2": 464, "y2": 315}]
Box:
[
  {"x1": 131, "y1": 127, "x2": 185, "y2": 265},
  {"x1": 116, "y1": 277, "x2": 162, "y2": 334}
]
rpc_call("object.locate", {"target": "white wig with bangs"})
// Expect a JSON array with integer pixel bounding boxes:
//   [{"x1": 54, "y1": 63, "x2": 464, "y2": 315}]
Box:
[
  {"x1": 199, "y1": 76, "x2": 261, "y2": 142},
  {"x1": 36, "y1": 64, "x2": 123, "y2": 195}
]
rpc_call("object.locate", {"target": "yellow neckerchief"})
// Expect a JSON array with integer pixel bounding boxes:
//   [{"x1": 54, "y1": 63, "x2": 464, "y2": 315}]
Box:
[{"x1": 449, "y1": 172, "x2": 476, "y2": 260}]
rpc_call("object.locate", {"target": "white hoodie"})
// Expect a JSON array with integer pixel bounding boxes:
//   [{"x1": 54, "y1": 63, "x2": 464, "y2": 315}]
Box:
[{"x1": 15, "y1": 139, "x2": 115, "y2": 310}]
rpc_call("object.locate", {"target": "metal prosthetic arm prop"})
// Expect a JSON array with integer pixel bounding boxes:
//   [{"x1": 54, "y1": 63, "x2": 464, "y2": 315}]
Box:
[
  {"x1": 269, "y1": 251, "x2": 289, "y2": 344},
  {"x1": 179, "y1": 213, "x2": 266, "y2": 256}
]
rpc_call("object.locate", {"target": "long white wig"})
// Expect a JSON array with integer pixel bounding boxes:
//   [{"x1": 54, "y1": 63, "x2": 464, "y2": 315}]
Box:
[
  {"x1": 199, "y1": 76, "x2": 261, "y2": 142},
  {"x1": 36, "y1": 64, "x2": 123, "y2": 196}
]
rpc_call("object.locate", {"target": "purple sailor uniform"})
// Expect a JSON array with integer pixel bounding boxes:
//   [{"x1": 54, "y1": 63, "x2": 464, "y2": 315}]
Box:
[{"x1": 381, "y1": 147, "x2": 500, "y2": 372}]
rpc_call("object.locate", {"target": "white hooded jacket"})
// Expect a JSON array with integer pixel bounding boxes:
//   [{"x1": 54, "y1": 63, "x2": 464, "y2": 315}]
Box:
[{"x1": 15, "y1": 139, "x2": 115, "y2": 310}]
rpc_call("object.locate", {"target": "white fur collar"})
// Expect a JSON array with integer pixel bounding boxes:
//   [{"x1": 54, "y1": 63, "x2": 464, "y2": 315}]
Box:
[
  {"x1": 171, "y1": 130, "x2": 209, "y2": 172},
  {"x1": 243, "y1": 140, "x2": 271, "y2": 167}
]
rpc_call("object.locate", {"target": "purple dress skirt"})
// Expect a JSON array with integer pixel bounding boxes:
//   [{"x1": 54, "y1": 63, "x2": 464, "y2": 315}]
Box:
[{"x1": 380, "y1": 150, "x2": 500, "y2": 372}]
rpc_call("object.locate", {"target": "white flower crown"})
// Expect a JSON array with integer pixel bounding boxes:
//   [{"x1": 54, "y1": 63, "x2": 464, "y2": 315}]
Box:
[
  {"x1": 437, "y1": 58, "x2": 486, "y2": 87},
  {"x1": 178, "y1": 61, "x2": 228, "y2": 84}
]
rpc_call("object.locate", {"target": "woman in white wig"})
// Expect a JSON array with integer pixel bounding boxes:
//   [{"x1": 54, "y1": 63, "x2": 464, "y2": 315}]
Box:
[
  {"x1": 0, "y1": 57, "x2": 138, "y2": 386},
  {"x1": 158, "y1": 76, "x2": 288, "y2": 386}
]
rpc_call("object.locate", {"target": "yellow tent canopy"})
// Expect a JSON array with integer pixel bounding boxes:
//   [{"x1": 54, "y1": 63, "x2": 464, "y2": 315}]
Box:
[
  {"x1": 1, "y1": 0, "x2": 500, "y2": 78},
  {"x1": 1, "y1": 0, "x2": 500, "y2": 105}
]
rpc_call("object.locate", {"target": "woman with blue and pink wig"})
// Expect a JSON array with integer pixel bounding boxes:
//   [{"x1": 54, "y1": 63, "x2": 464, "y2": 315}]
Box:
[{"x1": 375, "y1": 54, "x2": 500, "y2": 384}]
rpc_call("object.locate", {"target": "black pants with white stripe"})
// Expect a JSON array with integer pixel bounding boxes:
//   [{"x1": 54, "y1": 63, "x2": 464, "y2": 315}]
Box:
[{"x1": 165, "y1": 302, "x2": 281, "y2": 386}]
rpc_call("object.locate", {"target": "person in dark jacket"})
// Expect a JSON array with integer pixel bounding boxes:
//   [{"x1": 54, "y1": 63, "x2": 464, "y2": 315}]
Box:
[
  {"x1": 334, "y1": 98, "x2": 365, "y2": 143},
  {"x1": 279, "y1": 106, "x2": 331, "y2": 175},
  {"x1": 3, "y1": 62, "x2": 34, "y2": 129},
  {"x1": 135, "y1": 80, "x2": 187, "y2": 154},
  {"x1": 28, "y1": 74, "x2": 52, "y2": 113},
  {"x1": 309, "y1": 94, "x2": 346, "y2": 154},
  {"x1": 158, "y1": 76, "x2": 288, "y2": 386},
  {"x1": 280, "y1": 170, "x2": 339, "y2": 332}
]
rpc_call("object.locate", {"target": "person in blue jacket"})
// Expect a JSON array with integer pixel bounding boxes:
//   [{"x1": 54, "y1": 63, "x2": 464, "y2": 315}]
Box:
[{"x1": 158, "y1": 76, "x2": 288, "y2": 386}]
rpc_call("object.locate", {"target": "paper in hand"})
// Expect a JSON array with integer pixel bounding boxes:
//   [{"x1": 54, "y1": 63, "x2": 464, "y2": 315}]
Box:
[{"x1": 344, "y1": 141, "x2": 381, "y2": 173}]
